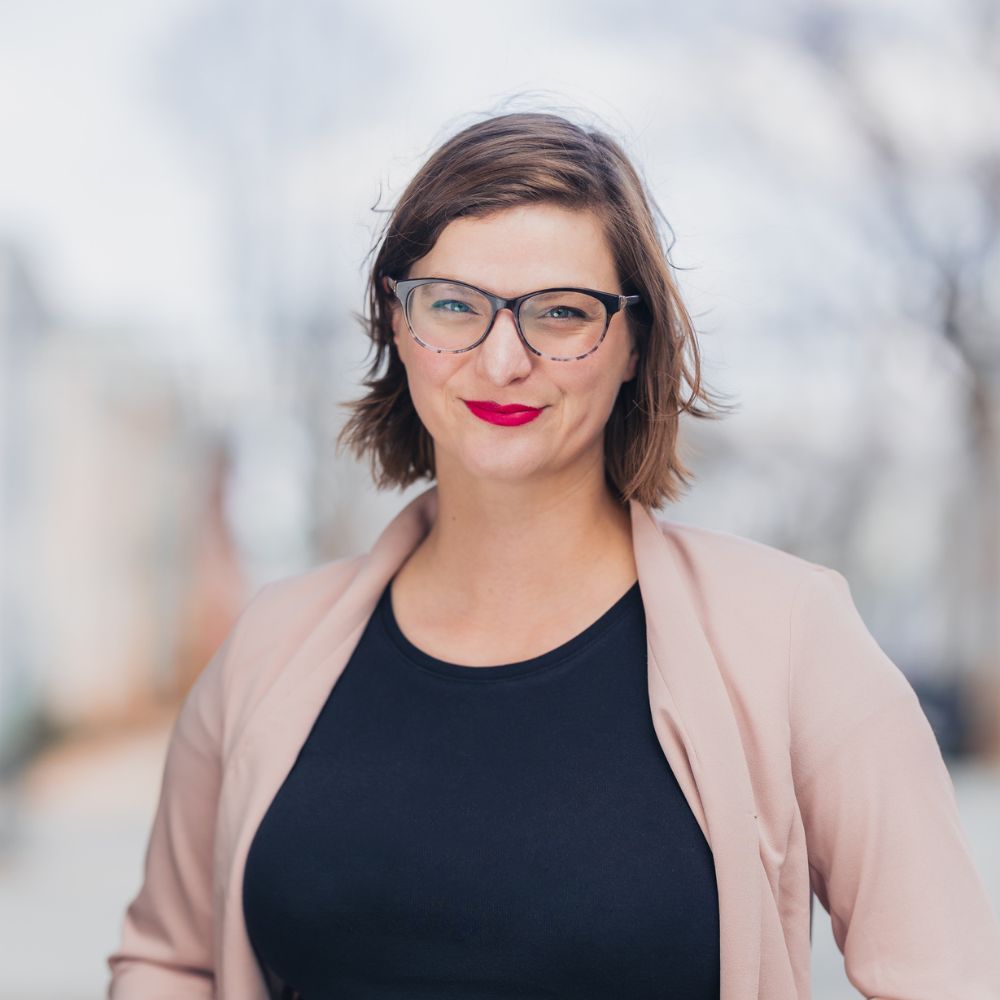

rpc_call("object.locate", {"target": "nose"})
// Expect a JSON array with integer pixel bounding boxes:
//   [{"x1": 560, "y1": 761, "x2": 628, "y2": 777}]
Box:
[{"x1": 474, "y1": 307, "x2": 533, "y2": 383}]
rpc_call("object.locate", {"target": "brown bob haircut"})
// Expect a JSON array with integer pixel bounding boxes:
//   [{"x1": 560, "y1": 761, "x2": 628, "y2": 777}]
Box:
[{"x1": 337, "y1": 109, "x2": 735, "y2": 510}]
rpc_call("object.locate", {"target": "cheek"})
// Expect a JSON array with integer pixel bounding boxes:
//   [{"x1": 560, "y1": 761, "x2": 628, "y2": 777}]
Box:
[
  {"x1": 410, "y1": 351, "x2": 454, "y2": 391},
  {"x1": 399, "y1": 345, "x2": 462, "y2": 419},
  {"x1": 406, "y1": 354, "x2": 443, "y2": 409},
  {"x1": 560, "y1": 363, "x2": 622, "y2": 412}
]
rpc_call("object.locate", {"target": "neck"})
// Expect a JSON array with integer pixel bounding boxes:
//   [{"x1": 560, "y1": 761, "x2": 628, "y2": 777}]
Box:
[{"x1": 408, "y1": 462, "x2": 637, "y2": 613}]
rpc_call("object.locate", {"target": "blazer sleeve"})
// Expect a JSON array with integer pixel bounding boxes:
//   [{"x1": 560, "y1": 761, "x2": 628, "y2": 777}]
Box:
[
  {"x1": 105, "y1": 583, "x2": 273, "y2": 999},
  {"x1": 789, "y1": 565, "x2": 1000, "y2": 1000}
]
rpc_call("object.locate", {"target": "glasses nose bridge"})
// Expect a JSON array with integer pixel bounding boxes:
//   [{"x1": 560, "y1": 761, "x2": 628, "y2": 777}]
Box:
[{"x1": 482, "y1": 292, "x2": 527, "y2": 343}]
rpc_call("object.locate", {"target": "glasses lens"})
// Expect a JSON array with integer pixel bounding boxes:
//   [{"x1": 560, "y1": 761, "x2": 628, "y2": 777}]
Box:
[
  {"x1": 520, "y1": 290, "x2": 608, "y2": 358},
  {"x1": 407, "y1": 281, "x2": 493, "y2": 350}
]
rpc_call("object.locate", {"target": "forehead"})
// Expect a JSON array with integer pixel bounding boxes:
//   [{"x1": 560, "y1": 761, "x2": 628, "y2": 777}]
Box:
[{"x1": 412, "y1": 203, "x2": 619, "y2": 294}]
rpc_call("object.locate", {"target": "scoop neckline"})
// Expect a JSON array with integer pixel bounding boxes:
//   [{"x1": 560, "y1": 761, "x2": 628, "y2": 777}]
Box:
[{"x1": 377, "y1": 577, "x2": 642, "y2": 682}]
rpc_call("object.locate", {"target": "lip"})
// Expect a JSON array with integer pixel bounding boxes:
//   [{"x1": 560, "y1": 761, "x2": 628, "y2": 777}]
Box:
[{"x1": 463, "y1": 399, "x2": 545, "y2": 427}]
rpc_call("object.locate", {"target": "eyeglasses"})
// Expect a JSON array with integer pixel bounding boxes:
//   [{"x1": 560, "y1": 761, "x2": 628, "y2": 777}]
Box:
[{"x1": 381, "y1": 274, "x2": 643, "y2": 362}]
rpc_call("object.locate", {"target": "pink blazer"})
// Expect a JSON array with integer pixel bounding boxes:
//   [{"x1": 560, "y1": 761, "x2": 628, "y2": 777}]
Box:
[{"x1": 106, "y1": 484, "x2": 1000, "y2": 999}]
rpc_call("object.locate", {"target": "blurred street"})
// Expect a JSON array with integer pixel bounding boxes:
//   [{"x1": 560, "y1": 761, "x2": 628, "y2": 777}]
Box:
[{"x1": 0, "y1": 719, "x2": 997, "y2": 1000}]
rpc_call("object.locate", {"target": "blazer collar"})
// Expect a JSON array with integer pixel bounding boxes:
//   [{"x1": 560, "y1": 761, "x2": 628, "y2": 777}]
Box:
[{"x1": 227, "y1": 483, "x2": 762, "y2": 999}]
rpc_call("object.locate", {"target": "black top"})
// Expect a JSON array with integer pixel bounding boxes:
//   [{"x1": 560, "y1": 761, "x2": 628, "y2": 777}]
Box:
[{"x1": 242, "y1": 576, "x2": 720, "y2": 999}]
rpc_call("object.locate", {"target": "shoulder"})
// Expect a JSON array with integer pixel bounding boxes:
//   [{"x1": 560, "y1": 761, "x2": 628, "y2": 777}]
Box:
[
  {"x1": 213, "y1": 552, "x2": 369, "y2": 726},
  {"x1": 646, "y1": 512, "x2": 833, "y2": 601},
  {"x1": 638, "y1": 513, "x2": 858, "y2": 685},
  {"x1": 648, "y1": 516, "x2": 916, "y2": 717},
  {"x1": 241, "y1": 550, "x2": 370, "y2": 651},
  {"x1": 253, "y1": 553, "x2": 369, "y2": 631}
]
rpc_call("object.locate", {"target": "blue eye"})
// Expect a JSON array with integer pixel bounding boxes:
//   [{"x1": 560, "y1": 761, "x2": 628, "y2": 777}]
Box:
[
  {"x1": 544, "y1": 306, "x2": 585, "y2": 319},
  {"x1": 431, "y1": 299, "x2": 475, "y2": 313}
]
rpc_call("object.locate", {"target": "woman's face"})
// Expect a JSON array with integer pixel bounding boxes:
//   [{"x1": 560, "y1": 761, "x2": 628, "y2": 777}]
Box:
[{"x1": 388, "y1": 203, "x2": 639, "y2": 490}]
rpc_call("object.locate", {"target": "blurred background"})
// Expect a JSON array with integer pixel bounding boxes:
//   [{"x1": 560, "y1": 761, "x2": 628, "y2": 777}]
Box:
[{"x1": 1, "y1": 0, "x2": 998, "y2": 997}]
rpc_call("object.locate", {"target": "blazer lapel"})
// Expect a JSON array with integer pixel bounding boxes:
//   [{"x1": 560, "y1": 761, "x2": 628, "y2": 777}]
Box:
[
  {"x1": 630, "y1": 499, "x2": 762, "y2": 999},
  {"x1": 217, "y1": 486, "x2": 440, "y2": 998}
]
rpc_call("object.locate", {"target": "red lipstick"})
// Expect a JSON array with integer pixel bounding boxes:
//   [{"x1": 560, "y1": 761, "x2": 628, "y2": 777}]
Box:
[{"x1": 463, "y1": 399, "x2": 545, "y2": 426}]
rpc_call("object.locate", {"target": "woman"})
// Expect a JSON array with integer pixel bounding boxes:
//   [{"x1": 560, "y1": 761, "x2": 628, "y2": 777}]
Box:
[{"x1": 106, "y1": 112, "x2": 1000, "y2": 999}]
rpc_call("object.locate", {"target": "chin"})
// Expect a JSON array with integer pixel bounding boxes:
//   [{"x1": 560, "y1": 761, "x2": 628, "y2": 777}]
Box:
[{"x1": 457, "y1": 448, "x2": 550, "y2": 483}]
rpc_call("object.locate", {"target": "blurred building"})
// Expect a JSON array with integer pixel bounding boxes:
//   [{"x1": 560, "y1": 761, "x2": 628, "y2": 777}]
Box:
[{"x1": 0, "y1": 241, "x2": 250, "y2": 778}]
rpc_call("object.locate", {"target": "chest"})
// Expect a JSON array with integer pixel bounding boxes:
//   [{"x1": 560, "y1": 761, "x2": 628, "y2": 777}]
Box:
[{"x1": 387, "y1": 574, "x2": 641, "y2": 668}]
